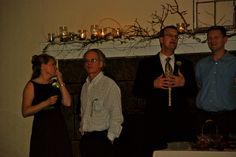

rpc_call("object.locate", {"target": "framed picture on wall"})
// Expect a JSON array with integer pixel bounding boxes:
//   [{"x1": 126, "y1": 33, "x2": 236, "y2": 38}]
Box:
[{"x1": 193, "y1": 0, "x2": 236, "y2": 32}]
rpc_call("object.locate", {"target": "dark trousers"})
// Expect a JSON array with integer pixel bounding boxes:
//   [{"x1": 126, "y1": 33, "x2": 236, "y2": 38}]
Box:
[
  {"x1": 80, "y1": 130, "x2": 113, "y2": 157},
  {"x1": 143, "y1": 109, "x2": 196, "y2": 157}
]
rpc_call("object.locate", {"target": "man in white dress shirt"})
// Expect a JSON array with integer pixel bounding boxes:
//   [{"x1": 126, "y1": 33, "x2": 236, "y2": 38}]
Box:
[{"x1": 79, "y1": 48, "x2": 124, "y2": 157}]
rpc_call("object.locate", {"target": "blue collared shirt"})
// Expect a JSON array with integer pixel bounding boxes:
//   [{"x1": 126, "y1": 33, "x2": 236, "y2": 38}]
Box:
[{"x1": 195, "y1": 52, "x2": 236, "y2": 112}]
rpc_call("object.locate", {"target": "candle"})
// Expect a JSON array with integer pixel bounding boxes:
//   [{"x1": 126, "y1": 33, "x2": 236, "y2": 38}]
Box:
[
  {"x1": 78, "y1": 29, "x2": 87, "y2": 40},
  {"x1": 100, "y1": 28, "x2": 107, "y2": 39},
  {"x1": 113, "y1": 28, "x2": 122, "y2": 38},
  {"x1": 48, "y1": 33, "x2": 55, "y2": 42},
  {"x1": 177, "y1": 23, "x2": 186, "y2": 33}
]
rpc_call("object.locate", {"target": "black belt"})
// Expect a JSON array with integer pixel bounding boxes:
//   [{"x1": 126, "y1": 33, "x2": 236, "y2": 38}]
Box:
[
  {"x1": 198, "y1": 109, "x2": 236, "y2": 116},
  {"x1": 83, "y1": 130, "x2": 108, "y2": 137}
]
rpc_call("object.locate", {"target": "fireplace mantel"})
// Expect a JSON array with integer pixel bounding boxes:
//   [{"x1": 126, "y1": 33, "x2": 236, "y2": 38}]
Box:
[{"x1": 42, "y1": 33, "x2": 236, "y2": 59}]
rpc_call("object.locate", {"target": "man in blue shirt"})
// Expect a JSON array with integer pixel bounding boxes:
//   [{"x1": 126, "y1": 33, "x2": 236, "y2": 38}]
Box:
[{"x1": 195, "y1": 26, "x2": 236, "y2": 138}]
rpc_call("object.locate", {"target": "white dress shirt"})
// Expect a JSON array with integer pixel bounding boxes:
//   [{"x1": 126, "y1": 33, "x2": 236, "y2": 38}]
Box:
[{"x1": 80, "y1": 72, "x2": 123, "y2": 141}]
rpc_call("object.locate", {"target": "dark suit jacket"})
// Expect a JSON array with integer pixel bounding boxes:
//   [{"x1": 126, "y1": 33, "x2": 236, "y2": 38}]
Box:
[{"x1": 133, "y1": 53, "x2": 197, "y2": 143}]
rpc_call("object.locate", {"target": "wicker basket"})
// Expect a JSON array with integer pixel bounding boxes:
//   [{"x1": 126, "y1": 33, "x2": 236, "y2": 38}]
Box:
[{"x1": 196, "y1": 119, "x2": 223, "y2": 148}]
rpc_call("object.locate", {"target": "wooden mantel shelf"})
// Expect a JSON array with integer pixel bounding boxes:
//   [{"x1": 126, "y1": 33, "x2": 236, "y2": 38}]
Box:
[{"x1": 41, "y1": 33, "x2": 236, "y2": 59}]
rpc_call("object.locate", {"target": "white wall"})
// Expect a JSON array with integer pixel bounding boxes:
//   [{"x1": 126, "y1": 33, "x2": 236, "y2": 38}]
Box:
[
  {"x1": 0, "y1": 0, "x2": 234, "y2": 157},
  {"x1": 0, "y1": 1, "x2": 43, "y2": 156}
]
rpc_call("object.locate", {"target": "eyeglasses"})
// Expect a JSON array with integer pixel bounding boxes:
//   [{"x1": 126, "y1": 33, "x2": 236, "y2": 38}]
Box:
[{"x1": 83, "y1": 58, "x2": 100, "y2": 63}]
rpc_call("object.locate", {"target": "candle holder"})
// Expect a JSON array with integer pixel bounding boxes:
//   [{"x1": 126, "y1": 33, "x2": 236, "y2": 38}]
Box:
[
  {"x1": 112, "y1": 28, "x2": 122, "y2": 38},
  {"x1": 59, "y1": 26, "x2": 69, "y2": 42},
  {"x1": 69, "y1": 32, "x2": 75, "y2": 41},
  {"x1": 78, "y1": 29, "x2": 87, "y2": 40},
  {"x1": 90, "y1": 24, "x2": 99, "y2": 40}
]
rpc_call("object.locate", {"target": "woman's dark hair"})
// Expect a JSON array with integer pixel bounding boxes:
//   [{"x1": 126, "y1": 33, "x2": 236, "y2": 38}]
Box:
[{"x1": 31, "y1": 54, "x2": 55, "y2": 80}]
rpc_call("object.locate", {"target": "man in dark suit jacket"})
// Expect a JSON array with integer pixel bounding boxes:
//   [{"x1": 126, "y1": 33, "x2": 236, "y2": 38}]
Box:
[{"x1": 133, "y1": 25, "x2": 197, "y2": 157}]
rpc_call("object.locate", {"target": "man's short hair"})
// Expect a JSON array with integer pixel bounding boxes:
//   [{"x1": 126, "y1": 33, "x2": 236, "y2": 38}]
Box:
[
  {"x1": 83, "y1": 48, "x2": 106, "y2": 63},
  {"x1": 159, "y1": 25, "x2": 178, "y2": 37},
  {"x1": 207, "y1": 26, "x2": 227, "y2": 37}
]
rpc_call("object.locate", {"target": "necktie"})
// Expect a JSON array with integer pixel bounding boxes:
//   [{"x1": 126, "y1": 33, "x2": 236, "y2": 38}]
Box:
[
  {"x1": 165, "y1": 57, "x2": 173, "y2": 77},
  {"x1": 165, "y1": 57, "x2": 172, "y2": 107}
]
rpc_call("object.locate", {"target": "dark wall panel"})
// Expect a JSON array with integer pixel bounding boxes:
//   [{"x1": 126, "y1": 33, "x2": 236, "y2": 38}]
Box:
[{"x1": 59, "y1": 51, "x2": 236, "y2": 157}]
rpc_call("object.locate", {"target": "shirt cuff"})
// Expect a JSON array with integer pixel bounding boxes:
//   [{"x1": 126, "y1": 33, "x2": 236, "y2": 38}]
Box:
[{"x1": 107, "y1": 132, "x2": 115, "y2": 142}]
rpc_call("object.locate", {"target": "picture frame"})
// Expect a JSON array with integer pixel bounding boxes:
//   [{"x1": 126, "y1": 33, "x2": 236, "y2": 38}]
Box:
[{"x1": 193, "y1": 0, "x2": 236, "y2": 32}]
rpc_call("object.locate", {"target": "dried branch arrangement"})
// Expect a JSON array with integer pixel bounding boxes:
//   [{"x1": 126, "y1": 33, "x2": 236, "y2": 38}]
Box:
[{"x1": 42, "y1": 0, "x2": 236, "y2": 53}]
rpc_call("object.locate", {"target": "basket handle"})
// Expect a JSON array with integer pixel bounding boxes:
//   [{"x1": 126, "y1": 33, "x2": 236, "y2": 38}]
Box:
[
  {"x1": 98, "y1": 18, "x2": 122, "y2": 29},
  {"x1": 201, "y1": 119, "x2": 219, "y2": 136}
]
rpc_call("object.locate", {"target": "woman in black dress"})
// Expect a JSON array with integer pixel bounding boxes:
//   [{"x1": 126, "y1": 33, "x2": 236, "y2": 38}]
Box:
[{"x1": 22, "y1": 54, "x2": 73, "y2": 157}]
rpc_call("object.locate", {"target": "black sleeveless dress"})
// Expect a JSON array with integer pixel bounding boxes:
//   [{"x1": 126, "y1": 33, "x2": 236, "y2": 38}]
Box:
[{"x1": 29, "y1": 81, "x2": 73, "y2": 157}]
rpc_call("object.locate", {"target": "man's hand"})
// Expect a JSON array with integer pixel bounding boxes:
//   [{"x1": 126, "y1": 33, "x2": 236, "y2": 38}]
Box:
[
  {"x1": 154, "y1": 74, "x2": 171, "y2": 89},
  {"x1": 168, "y1": 70, "x2": 185, "y2": 87},
  {"x1": 154, "y1": 71, "x2": 185, "y2": 89}
]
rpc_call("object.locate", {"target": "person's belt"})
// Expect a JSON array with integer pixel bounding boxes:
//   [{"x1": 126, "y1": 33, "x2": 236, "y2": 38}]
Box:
[
  {"x1": 83, "y1": 130, "x2": 108, "y2": 137},
  {"x1": 198, "y1": 109, "x2": 236, "y2": 115}
]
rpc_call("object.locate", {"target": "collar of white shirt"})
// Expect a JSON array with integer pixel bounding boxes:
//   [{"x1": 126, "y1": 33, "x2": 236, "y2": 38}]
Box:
[{"x1": 159, "y1": 53, "x2": 175, "y2": 71}]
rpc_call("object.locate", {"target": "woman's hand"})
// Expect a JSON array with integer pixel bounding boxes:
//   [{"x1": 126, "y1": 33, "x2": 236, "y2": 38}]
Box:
[
  {"x1": 46, "y1": 95, "x2": 58, "y2": 106},
  {"x1": 56, "y1": 69, "x2": 64, "y2": 84},
  {"x1": 55, "y1": 69, "x2": 72, "y2": 107}
]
